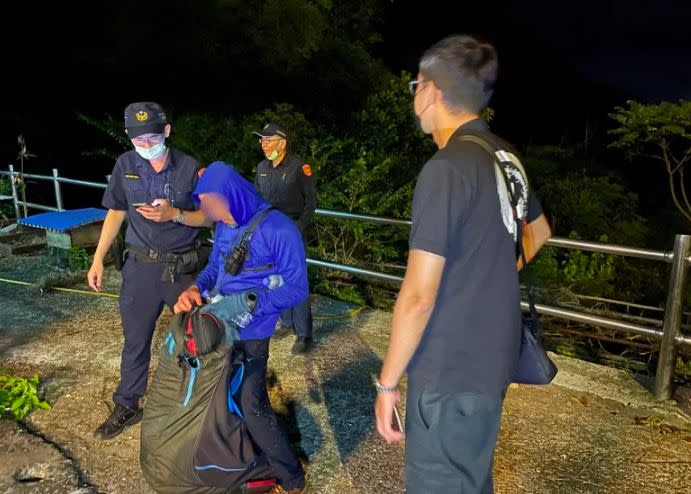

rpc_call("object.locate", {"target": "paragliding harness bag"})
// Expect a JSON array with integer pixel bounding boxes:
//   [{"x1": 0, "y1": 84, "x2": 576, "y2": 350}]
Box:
[
  {"x1": 140, "y1": 211, "x2": 280, "y2": 494},
  {"x1": 458, "y1": 134, "x2": 557, "y2": 385}
]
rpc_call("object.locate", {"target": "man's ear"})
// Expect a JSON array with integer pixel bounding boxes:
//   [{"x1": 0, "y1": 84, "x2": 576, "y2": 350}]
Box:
[
  {"x1": 164, "y1": 124, "x2": 172, "y2": 138},
  {"x1": 433, "y1": 85, "x2": 446, "y2": 107}
]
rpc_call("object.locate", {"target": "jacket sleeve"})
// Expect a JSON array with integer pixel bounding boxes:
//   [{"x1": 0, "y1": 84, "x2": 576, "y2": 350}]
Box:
[
  {"x1": 296, "y1": 163, "x2": 317, "y2": 231},
  {"x1": 194, "y1": 225, "x2": 222, "y2": 294},
  {"x1": 253, "y1": 222, "x2": 308, "y2": 316}
]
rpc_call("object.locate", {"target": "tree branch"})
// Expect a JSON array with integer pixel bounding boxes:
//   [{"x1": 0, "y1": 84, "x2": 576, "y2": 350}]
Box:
[
  {"x1": 679, "y1": 169, "x2": 691, "y2": 216},
  {"x1": 670, "y1": 147, "x2": 691, "y2": 175},
  {"x1": 669, "y1": 173, "x2": 691, "y2": 223},
  {"x1": 659, "y1": 140, "x2": 673, "y2": 174}
]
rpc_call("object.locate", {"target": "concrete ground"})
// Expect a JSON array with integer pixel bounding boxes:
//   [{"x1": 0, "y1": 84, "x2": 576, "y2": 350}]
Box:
[{"x1": 1, "y1": 253, "x2": 690, "y2": 493}]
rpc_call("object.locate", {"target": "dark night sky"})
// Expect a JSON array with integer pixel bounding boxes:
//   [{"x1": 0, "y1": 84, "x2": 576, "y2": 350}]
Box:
[
  {"x1": 500, "y1": 0, "x2": 691, "y2": 101},
  {"x1": 0, "y1": 0, "x2": 689, "y2": 181}
]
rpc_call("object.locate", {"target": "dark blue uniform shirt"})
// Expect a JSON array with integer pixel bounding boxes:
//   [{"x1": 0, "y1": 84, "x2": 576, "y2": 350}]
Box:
[{"x1": 102, "y1": 147, "x2": 201, "y2": 253}]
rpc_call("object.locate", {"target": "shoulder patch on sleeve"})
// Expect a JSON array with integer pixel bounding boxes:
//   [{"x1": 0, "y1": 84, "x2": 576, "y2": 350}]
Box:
[{"x1": 302, "y1": 164, "x2": 312, "y2": 176}]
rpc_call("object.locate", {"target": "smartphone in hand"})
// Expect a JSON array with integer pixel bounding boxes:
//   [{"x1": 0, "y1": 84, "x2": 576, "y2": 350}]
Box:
[{"x1": 392, "y1": 404, "x2": 403, "y2": 432}]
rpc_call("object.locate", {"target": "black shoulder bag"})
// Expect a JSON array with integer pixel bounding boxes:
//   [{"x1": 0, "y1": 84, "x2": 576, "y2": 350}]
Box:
[{"x1": 459, "y1": 135, "x2": 557, "y2": 385}]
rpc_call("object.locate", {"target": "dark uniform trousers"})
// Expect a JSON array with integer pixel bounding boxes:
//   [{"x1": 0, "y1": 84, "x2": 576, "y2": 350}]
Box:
[
  {"x1": 234, "y1": 338, "x2": 305, "y2": 490},
  {"x1": 281, "y1": 225, "x2": 312, "y2": 338},
  {"x1": 113, "y1": 255, "x2": 194, "y2": 408},
  {"x1": 281, "y1": 298, "x2": 312, "y2": 338},
  {"x1": 405, "y1": 388, "x2": 505, "y2": 493}
]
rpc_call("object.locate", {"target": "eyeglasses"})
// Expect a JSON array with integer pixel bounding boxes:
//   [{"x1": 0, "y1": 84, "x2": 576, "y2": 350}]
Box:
[
  {"x1": 258, "y1": 137, "x2": 285, "y2": 145},
  {"x1": 408, "y1": 79, "x2": 430, "y2": 96},
  {"x1": 132, "y1": 133, "x2": 165, "y2": 146}
]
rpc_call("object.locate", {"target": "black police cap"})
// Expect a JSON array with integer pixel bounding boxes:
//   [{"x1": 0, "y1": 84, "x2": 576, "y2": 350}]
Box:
[
  {"x1": 253, "y1": 122, "x2": 288, "y2": 140},
  {"x1": 124, "y1": 102, "x2": 168, "y2": 138}
]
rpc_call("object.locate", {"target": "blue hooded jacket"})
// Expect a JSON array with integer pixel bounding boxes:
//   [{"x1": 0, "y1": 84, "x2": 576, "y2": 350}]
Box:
[{"x1": 193, "y1": 162, "x2": 309, "y2": 340}]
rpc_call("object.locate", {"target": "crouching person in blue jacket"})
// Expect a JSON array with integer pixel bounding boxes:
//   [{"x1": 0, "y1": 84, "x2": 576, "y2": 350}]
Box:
[{"x1": 173, "y1": 162, "x2": 308, "y2": 494}]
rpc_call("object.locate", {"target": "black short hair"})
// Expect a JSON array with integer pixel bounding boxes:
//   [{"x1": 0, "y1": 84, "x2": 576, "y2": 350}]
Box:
[{"x1": 419, "y1": 35, "x2": 498, "y2": 114}]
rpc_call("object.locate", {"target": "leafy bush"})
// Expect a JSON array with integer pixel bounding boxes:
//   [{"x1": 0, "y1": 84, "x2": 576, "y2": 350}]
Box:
[
  {"x1": 0, "y1": 176, "x2": 15, "y2": 220},
  {"x1": 76, "y1": 78, "x2": 675, "y2": 313},
  {"x1": 67, "y1": 247, "x2": 93, "y2": 271},
  {"x1": 0, "y1": 374, "x2": 51, "y2": 421}
]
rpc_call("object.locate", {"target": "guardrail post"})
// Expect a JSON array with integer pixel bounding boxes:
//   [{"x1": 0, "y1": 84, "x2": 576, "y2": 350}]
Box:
[
  {"x1": 7, "y1": 164, "x2": 21, "y2": 219},
  {"x1": 655, "y1": 234, "x2": 691, "y2": 400},
  {"x1": 52, "y1": 168, "x2": 64, "y2": 211}
]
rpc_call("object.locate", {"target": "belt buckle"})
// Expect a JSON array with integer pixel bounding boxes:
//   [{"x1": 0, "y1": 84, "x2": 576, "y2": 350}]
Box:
[{"x1": 148, "y1": 249, "x2": 159, "y2": 261}]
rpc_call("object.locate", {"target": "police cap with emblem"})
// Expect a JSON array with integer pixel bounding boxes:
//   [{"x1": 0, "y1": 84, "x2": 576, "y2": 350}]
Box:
[
  {"x1": 124, "y1": 102, "x2": 168, "y2": 138},
  {"x1": 253, "y1": 122, "x2": 288, "y2": 140}
]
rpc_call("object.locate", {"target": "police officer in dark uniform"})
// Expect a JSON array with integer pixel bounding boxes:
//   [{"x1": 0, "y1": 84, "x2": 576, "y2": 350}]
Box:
[
  {"x1": 87, "y1": 102, "x2": 210, "y2": 440},
  {"x1": 253, "y1": 123, "x2": 317, "y2": 354}
]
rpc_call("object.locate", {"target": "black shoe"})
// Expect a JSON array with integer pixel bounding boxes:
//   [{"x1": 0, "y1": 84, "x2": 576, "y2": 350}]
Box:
[
  {"x1": 94, "y1": 403, "x2": 143, "y2": 440},
  {"x1": 291, "y1": 337, "x2": 313, "y2": 355},
  {"x1": 274, "y1": 325, "x2": 295, "y2": 339}
]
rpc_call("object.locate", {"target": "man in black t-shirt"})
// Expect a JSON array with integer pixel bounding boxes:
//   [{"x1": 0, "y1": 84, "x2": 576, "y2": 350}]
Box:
[{"x1": 374, "y1": 35, "x2": 552, "y2": 493}]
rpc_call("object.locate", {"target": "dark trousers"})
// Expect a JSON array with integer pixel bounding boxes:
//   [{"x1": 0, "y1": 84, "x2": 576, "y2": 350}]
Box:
[
  {"x1": 280, "y1": 295, "x2": 313, "y2": 338},
  {"x1": 113, "y1": 256, "x2": 193, "y2": 408},
  {"x1": 280, "y1": 223, "x2": 312, "y2": 338},
  {"x1": 405, "y1": 388, "x2": 505, "y2": 493},
  {"x1": 234, "y1": 338, "x2": 305, "y2": 490}
]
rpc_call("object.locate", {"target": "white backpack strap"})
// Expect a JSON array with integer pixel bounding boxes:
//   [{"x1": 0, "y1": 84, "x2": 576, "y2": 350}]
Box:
[{"x1": 458, "y1": 135, "x2": 530, "y2": 242}]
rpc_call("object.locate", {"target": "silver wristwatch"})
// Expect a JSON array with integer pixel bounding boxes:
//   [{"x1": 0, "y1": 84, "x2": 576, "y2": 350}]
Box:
[
  {"x1": 174, "y1": 210, "x2": 185, "y2": 223},
  {"x1": 372, "y1": 375, "x2": 397, "y2": 393}
]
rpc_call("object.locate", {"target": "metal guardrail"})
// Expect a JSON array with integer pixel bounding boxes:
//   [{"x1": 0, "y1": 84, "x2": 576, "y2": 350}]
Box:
[{"x1": 2, "y1": 165, "x2": 689, "y2": 400}]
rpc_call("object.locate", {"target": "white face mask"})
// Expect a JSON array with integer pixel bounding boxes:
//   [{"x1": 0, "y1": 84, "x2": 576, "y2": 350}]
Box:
[
  {"x1": 266, "y1": 149, "x2": 280, "y2": 160},
  {"x1": 135, "y1": 141, "x2": 167, "y2": 160}
]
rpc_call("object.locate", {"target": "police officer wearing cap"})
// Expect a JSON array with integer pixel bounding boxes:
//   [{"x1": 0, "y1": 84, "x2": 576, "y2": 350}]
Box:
[
  {"x1": 253, "y1": 123, "x2": 317, "y2": 354},
  {"x1": 87, "y1": 102, "x2": 210, "y2": 440}
]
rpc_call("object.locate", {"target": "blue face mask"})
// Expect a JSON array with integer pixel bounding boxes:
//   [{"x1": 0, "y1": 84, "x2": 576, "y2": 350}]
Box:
[{"x1": 134, "y1": 141, "x2": 167, "y2": 161}]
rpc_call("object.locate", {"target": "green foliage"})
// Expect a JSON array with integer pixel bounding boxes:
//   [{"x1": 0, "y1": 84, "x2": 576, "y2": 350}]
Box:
[
  {"x1": 521, "y1": 143, "x2": 663, "y2": 303},
  {"x1": 522, "y1": 246, "x2": 560, "y2": 283},
  {"x1": 523, "y1": 235, "x2": 618, "y2": 298},
  {"x1": 0, "y1": 176, "x2": 14, "y2": 220},
  {"x1": 609, "y1": 99, "x2": 691, "y2": 224},
  {"x1": 538, "y1": 171, "x2": 648, "y2": 246},
  {"x1": 169, "y1": 113, "x2": 240, "y2": 168},
  {"x1": 313, "y1": 278, "x2": 366, "y2": 305},
  {"x1": 561, "y1": 233, "x2": 617, "y2": 297},
  {"x1": 76, "y1": 112, "x2": 130, "y2": 160},
  {"x1": 45, "y1": 246, "x2": 93, "y2": 272},
  {"x1": 193, "y1": 0, "x2": 390, "y2": 113},
  {"x1": 308, "y1": 74, "x2": 432, "y2": 266},
  {"x1": 0, "y1": 374, "x2": 51, "y2": 421},
  {"x1": 231, "y1": 103, "x2": 318, "y2": 176},
  {"x1": 677, "y1": 356, "x2": 691, "y2": 378},
  {"x1": 74, "y1": 77, "x2": 681, "y2": 311},
  {"x1": 609, "y1": 99, "x2": 691, "y2": 155},
  {"x1": 254, "y1": 0, "x2": 330, "y2": 68},
  {"x1": 67, "y1": 247, "x2": 93, "y2": 271}
]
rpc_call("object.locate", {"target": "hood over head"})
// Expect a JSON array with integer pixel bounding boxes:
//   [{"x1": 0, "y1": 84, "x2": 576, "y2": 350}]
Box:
[{"x1": 193, "y1": 162, "x2": 269, "y2": 226}]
